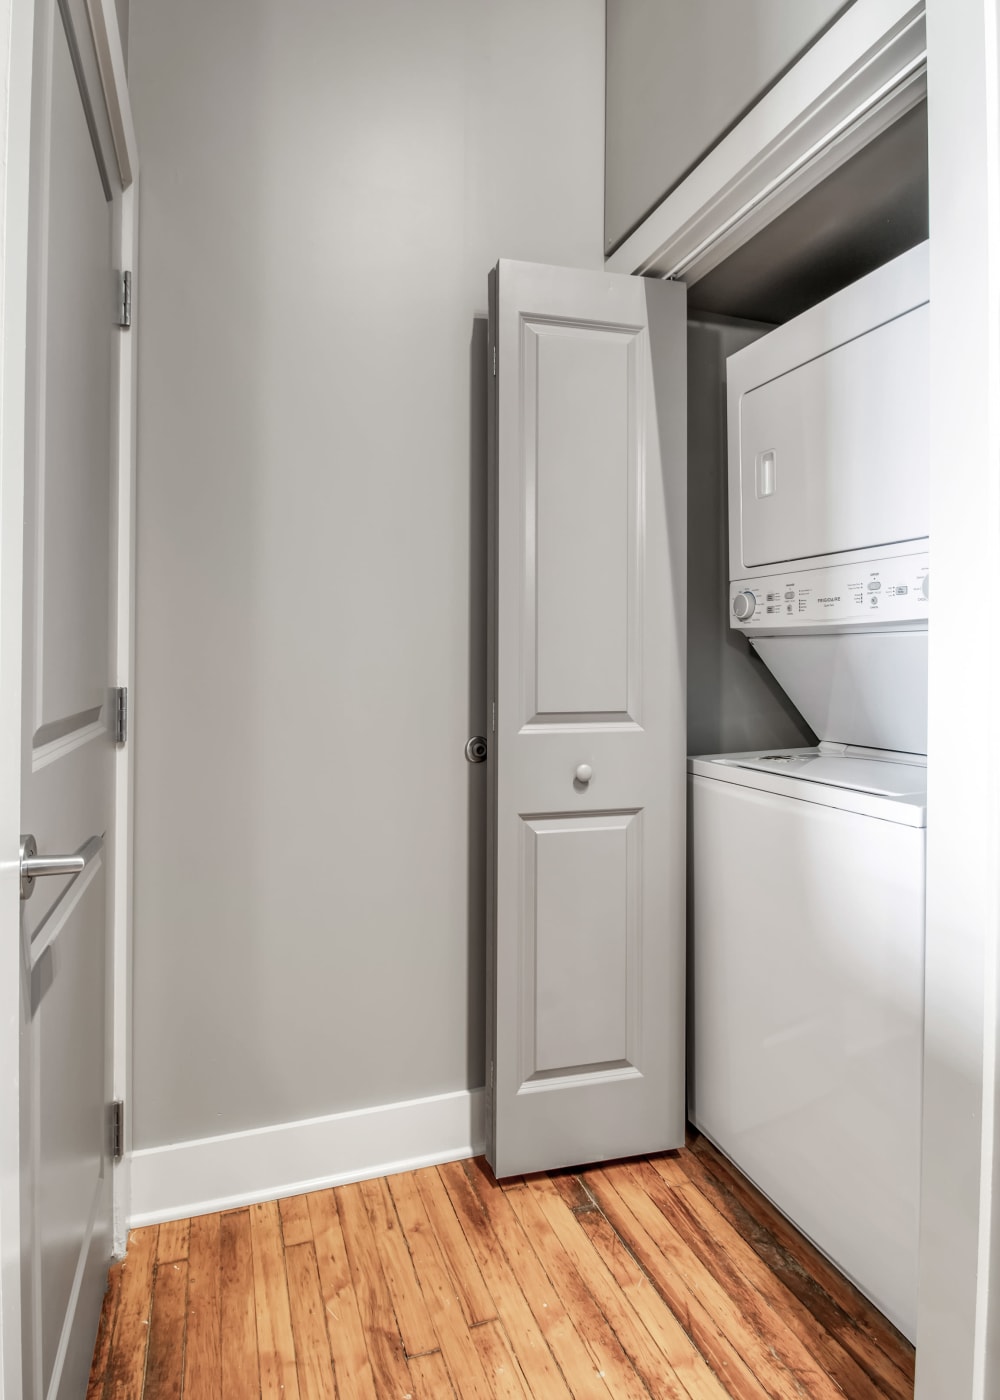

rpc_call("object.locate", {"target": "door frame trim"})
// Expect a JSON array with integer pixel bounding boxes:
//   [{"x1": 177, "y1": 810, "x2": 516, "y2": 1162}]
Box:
[
  {"x1": 0, "y1": 0, "x2": 36, "y2": 1394},
  {"x1": 109, "y1": 173, "x2": 138, "y2": 1256},
  {"x1": 80, "y1": 0, "x2": 140, "y2": 1259},
  {"x1": 916, "y1": 2, "x2": 1000, "y2": 1393},
  {"x1": 605, "y1": 0, "x2": 926, "y2": 286}
]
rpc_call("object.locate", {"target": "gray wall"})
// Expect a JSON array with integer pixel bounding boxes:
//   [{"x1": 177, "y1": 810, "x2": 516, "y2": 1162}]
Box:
[
  {"x1": 687, "y1": 318, "x2": 815, "y2": 756},
  {"x1": 129, "y1": 0, "x2": 605, "y2": 1149},
  {"x1": 605, "y1": 0, "x2": 852, "y2": 253},
  {"x1": 114, "y1": 0, "x2": 128, "y2": 66}
]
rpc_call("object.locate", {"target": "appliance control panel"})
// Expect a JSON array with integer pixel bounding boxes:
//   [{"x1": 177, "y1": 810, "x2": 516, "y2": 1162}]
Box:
[{"x1": 730, "y1": 552, "x2": 929, "y2": 631}]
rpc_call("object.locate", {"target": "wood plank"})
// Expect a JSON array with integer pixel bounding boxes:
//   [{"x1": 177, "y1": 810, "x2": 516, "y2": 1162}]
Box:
[
  {"x1": 629, "y1": 1156, "x2": 866, "y2": 1400},
  {"x1": 504, "y1": 1180, "x2": 664, "y2": 1400},
  {"x1": 688, "y1": 1132, "x2": 916, "y2": 1382},
  {"x1": 463, "y1": 1155, "x2": 618, "y2": 1400},
  {"x1": 144, "y1": 1259, "x2": 187, "y2": 1400},
  {"x1": 437, "y1": 1160, "x2": 572, "y2": 1400},
  {"x1": 605, "y1": 1158, "x2": 837, "y2": 1399},
  {"x1": 285, "y1": 1241, "x2": 339, "y2": 1400},
  {"x1": 407, "y1": 1349, "x2": 457, "y2": 1399},
  {"x1": 86, "y1": 1259, "x2": 123, "y2": 1399},
  {"x1": 220, "y1": 1209, "x2": 260, "y2": 1399},
  {"x1": 87, "y1": 1148, "x2": 919, "y2": 1400},
  {"x1": 674, "y1": 1147, "x2": 913, "y2": 1399},
  {"x1": 279, "y1": 1194, "x2": 315, "y2": 1248},
  {"x1": 546, "y1": 1170, "x2": 592, "y2": 1210},
  {"x1": 415, "y1": 1160, "x2": 497, "y2": 1327},
  {"x1": 182, "y1": 1213, "x2": 222, "y2": 1400},
  {"x1": 553, "y1": 1181, "x2": 731, "y2": 1400},
  {"x1": 581, "y1": 1167, "x2": 771, "y2": 1400},
  {"x1": 531, "y1": 1174, "x2": 715, "y2": 1400},
  {"x1": 104, "y1": 1225, "x2": 158, "y2": 1400},
  {"x1": 337, "y1": 1181, "x2": 414, "y2": 1399},
  {"x1": 250, "y1": 1199, "x2": 301, "y2": 1400},
  {"x1": 657, "y1": 1151, "x2": 914, "y2": 1400},
  {"x1": 387, "y1": 1168, "x2": 497, "y2": 1400},
  {"x1": 155, "y1": 1218, "x2": 190, "y2": 1265},
  {"x1": 358, "y1": 1174, "x2": 439, "y2": 1358},
  {"x1": 307, "y1": 1189, "x2": 378, "y2": 1400},
  {"x1": 470, "y1": 1318, "x2": 531, "y2": 1399}
]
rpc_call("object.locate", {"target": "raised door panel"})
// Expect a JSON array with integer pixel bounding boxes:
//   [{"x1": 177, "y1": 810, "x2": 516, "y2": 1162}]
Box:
[
  {"x1": 528, "y1": 321, "x2": 638, "y2": 722},
  {"x1": 33, "y1": 16, "x2": 112, "y2": 746},
  {"x1": 523, "y1": 812, "x2": 640, "y2": 1080}
]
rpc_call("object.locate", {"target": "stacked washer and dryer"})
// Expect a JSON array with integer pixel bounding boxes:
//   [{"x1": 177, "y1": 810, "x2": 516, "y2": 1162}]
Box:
[{"x1": 689, "y1": 243, "x2": 929, "y2": 1343}]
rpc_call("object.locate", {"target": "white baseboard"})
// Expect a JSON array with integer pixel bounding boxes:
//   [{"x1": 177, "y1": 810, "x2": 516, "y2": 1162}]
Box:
[{"x1": 129, "y1": 1087, "x2": 486, "y2": 1227}]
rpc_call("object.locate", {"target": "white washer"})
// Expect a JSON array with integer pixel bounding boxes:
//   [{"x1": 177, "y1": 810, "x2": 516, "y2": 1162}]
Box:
[{"x1": 689, "y1": 744, "x2": 925, "y2": 1342}]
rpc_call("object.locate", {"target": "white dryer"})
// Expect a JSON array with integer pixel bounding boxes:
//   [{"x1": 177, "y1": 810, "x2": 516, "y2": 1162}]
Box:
[{"x1": 690, "y1": 244, "x2": 929, "y2": 1342}]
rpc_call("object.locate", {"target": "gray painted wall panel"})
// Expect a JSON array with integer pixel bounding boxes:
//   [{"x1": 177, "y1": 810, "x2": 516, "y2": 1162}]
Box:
[
  {"x1": 114, "y1": 0, "x2": 127, "y2": 67},
  {"x1": 606, "y1": 0, "x2": 853, "y2": 252},
  {"x1": 687, "y1": 319, "x2": 815, "y2": 756},
  {"x1": 129, "y1": 0, "x2": 605, "y2": 1149}
]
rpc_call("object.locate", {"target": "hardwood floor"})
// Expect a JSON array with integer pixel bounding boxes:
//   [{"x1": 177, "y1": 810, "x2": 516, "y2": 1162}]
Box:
[{"x1": 87, "y1": 1132, "x2": 915, "y2": 1399}]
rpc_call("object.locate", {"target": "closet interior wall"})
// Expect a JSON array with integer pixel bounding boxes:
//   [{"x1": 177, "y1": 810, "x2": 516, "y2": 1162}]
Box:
[{"x1": 686, "y1": 315, "x2": 816, "y2": 758}]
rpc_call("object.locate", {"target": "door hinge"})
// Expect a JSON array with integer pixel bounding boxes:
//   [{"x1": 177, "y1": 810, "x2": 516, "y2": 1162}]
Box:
[
  {"x1": 115, "y1": 270, "x2": 132, "y2": 328},
  {"x1": 114, "y1": 686, "x2": 128, "y2": 745},
  {"x1": 492, "y1": 344, "x2": 496, "y2": 377},
  {"x1": 111, "y1": 1100, "x2": 125, "y2": 1161}
]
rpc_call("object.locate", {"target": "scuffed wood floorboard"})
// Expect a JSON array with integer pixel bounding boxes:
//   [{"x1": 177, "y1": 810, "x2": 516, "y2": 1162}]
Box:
[{"x1": 87, "y1": 1132, "x2": 915, "y2": 1398}]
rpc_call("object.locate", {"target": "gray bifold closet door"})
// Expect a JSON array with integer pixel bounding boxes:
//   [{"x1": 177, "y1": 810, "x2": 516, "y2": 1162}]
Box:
[{"x1": 486, "y1": 260, "x2": 687, "y2": 1177}]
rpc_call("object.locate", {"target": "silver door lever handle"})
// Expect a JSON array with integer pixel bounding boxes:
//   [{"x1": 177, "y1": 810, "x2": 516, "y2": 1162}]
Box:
[{"x1": 20, "y1": 833, "x2": 103, "y2": 901}]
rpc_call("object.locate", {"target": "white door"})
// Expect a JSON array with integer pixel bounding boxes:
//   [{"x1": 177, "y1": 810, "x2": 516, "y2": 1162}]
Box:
[
  {"x1": 486, "y1": 260, "x2": 687, "y2": 1177},
  {"x1": 19, "y1": 4, "x2": 118, "y2": 1395}
]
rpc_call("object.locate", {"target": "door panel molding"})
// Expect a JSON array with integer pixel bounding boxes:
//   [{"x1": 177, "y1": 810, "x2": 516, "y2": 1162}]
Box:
[
  {"x1": 32, "y1": 716, "x2": 105, "y2": 773},
  {"x1": 521, "y1": 315, "x2": 646, "y2": 728},
  {"x1": 518, "y1": 810, "x2": 643, "y2": 1085}
]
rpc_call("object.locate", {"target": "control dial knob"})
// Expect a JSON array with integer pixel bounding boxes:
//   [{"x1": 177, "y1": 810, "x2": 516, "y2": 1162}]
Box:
[
  {"x1": 732, "y1": 590, "x2": 757, "y2": 622},
  {"x1": 921, "y1": 573, "x2": 930, "y2": 601}
]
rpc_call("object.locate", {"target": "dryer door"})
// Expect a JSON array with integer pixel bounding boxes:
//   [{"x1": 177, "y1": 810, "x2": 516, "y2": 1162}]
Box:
[{"x1": 737, "y1": 304, "x2": 929, "y2": 569}]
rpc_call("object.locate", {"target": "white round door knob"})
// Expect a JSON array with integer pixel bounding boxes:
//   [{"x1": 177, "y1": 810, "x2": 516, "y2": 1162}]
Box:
[{"x1": 575, "y1": 764, "x2": 593, "y2": 784}]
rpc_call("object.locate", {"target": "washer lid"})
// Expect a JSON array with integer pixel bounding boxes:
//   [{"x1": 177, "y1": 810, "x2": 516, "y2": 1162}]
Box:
[
  {"x1": 718, "y1": 749, "x2": 927, "y2": 799},
  {"x1": 688, "y1": 745, "x2": 927, "y2": 825}
]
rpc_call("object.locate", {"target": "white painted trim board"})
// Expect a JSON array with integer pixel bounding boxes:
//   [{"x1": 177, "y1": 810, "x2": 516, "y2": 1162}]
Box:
[
  {"x1": 0, "y1": 1, "x2": 35, "y2": 1394},
  {"x1": 129, "y1": 1088, "x2": 486, "y2": 1227},
  {"x1": 607, "y1": 0, "x2": 925, "y2": 282},
  {"x1": 110, "y1": 176, "x2": 138, "y2": 1258}
]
